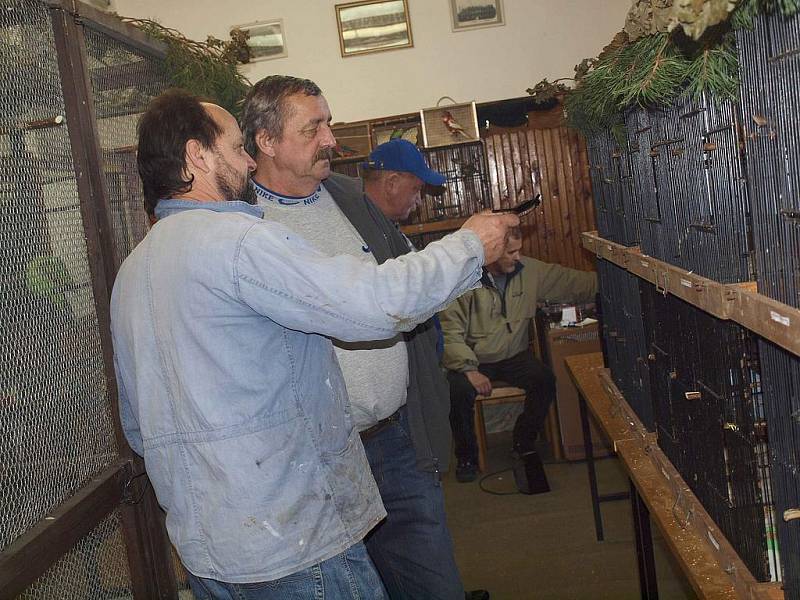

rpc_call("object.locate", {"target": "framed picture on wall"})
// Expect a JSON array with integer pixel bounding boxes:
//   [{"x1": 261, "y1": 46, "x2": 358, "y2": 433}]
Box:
[
  {"x1": 371, "y1": 120, "x2": 421, "y2": 147},
  {"x1": 449, "y1": 0, "x2": 504, "y2": 31},
  {"x1": 335, "y1": 0, "x2": 413, "y2": 57},
  {"x1": 420, "y1": 102, "x2": 479, "y2": 148},
  {"x1": 234, "y1": 19, "x2": 288, "y2": 61}
]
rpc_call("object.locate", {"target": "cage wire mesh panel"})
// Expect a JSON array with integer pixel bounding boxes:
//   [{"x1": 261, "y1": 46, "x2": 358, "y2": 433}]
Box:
[
  {"x1": 596, "y1": 259, "x2": 653, "y2": 428},
  {"x1": 737, "y1": 11, "x2": 800, "y2": 597},
  {"x1": 598, "y1": 96, "x2": 752, "y2": 282},
  {"x1": 410, "y1": 142, "x2": 488, "y2": 224},
  {"x1": 82, "y1": 25, "x2": 168, "y2": 267},
  {"x1": 586, "y1": 126, "x2": 643, "y2": 247},
  {"x1": 17, "y1": 509, "x2": 133, "y2": 600},
  {"x1": 639, "y1": 284, "x2": 779, "y2": 582},
  {"x1": 0, "y1": 0, "x2": 120, "y2": 557}
]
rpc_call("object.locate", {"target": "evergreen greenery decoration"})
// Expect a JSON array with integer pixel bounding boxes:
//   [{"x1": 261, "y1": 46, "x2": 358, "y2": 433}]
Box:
[
  {"x1": 539, "y1": 0, "x2": 799, "y2": 137},
  {"x1": 122, "y1": 18, "x2": 252, "y2": 118}
]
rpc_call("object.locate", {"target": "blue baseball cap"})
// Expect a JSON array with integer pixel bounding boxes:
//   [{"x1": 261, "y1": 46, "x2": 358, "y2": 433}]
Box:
[{"x1": 364, "y1": 139, "x2": 446, "y2": 186}]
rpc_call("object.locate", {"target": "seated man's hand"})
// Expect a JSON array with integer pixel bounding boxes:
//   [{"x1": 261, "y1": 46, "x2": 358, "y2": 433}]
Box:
[
  {"x1": 465, "y1": 371, "x2": 492, "y2": 396},
  {"x1": 461, "y1": 212, "x2": 520, "y2": 264}
]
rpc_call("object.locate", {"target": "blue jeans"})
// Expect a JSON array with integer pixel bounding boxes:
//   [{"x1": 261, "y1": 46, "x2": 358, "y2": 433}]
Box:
[
  {"x1": 186, "y1": 541, "x2": 387, "y2": 599},
  {"x1": 362, "y1": 405, "x2": 464, "y2": 600}
]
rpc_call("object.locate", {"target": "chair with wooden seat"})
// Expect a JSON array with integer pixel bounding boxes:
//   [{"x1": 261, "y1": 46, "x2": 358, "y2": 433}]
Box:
[
  {"x1": 473, "y1": 385, "x2": 527, "y2": 473},
  {"x1": 474, "y1": 384, "x2": 562, "y2": 473}
]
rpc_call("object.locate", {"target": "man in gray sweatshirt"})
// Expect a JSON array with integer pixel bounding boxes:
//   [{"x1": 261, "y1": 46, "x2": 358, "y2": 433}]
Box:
[{"x1": 241, "y1": 77, "x2": 472, "y2": 600}]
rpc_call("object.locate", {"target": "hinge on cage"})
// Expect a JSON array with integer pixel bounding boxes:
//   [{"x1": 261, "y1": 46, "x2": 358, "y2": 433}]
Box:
[{"x1": 779, "y1": 208, "x2": 800, "y2": 223}]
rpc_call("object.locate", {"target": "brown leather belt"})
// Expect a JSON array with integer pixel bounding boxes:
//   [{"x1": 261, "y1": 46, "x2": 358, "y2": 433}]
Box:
[{"x1": 359, "y1": 409, "x2": 401, "y2": 440}]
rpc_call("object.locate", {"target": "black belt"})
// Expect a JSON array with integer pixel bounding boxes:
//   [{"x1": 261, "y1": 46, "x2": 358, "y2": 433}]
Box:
[{"x1": 359, "y1": 408, "x2": 401, "y2": 440}]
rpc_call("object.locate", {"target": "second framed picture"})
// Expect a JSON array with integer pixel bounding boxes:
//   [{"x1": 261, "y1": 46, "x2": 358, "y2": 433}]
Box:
[
  {"x1": 449, "y1": 0, "x2": 504, "y2": 32},
  {"x1": 335, "y1": 0, "x2": 413, "y2": 57}
]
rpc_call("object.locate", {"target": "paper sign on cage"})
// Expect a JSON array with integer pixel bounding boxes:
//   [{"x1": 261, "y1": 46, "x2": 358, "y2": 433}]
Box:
[{"x1": 420, "y1": 101, "x2": 479, "y2": 148}]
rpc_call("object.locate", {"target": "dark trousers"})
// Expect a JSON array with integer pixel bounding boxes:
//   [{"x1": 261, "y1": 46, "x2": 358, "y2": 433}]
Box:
[
  {"x1": 447, "y1": 350, "x2": 556, "y2": 464},
  {"x1": 362, "y1": 406, "x2": 464, "y2": 599}
]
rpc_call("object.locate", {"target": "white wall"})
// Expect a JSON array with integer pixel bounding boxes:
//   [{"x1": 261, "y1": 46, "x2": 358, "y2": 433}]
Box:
[{"x1": 111, "y1": 0, "x2": 631, "y2": 123}]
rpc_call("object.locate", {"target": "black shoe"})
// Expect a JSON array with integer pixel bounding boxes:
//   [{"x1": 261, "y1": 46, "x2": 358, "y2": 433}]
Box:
[
  {"x1": 455, "y1": 459, "x2": 478, "y2": 483},
  {"x1": 466, "y1": 590, "x2": 490, "y2": 600},
  {"x1": 511, "y1": 450, "x2": 550, "y2": 494}
]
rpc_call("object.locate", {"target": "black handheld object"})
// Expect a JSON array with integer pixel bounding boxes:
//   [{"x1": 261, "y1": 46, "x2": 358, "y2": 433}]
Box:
[{"x1": 492, "y1": 193, "x2": 542, "y2": 217}]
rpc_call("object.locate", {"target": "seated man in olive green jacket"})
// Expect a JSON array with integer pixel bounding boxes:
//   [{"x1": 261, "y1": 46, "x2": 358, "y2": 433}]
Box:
[{"x1": 440, "y1": 227, "x2": 597, "y2": 483}]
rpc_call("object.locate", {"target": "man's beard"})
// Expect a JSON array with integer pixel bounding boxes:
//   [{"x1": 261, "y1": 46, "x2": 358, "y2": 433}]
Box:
[{"x1": 215, "y1": 154, "x2": 256, "y2": 205}]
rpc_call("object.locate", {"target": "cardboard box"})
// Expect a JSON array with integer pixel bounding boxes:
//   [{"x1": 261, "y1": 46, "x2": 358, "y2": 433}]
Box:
[{"x1": 545, "y1": 323, "x2": 613, "y2": 460}]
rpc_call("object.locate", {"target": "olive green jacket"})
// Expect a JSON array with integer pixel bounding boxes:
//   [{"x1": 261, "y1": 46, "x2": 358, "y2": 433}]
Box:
[{"x1": 440, "y1": 256, "x2": 597, "y2": 372}]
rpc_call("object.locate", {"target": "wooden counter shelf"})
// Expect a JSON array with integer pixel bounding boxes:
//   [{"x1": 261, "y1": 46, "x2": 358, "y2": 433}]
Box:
[
  {"x1": 580, "y1": 231, "x2": 800, "y2": 360},
  {"x1": 565, "y1": 352, "x2": 783, "y2": 600}
]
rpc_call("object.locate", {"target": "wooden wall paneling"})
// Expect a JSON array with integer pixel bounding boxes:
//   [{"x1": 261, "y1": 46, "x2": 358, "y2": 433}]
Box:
[
  {"x1": 526, "y1": 129, "x2": 547, "y2": 262},
  {"x1": 574, "y1": 131, "x2": 597, "y2": 271},
  {"x1": 509, "y1": 130, "x2": 525, "y2": 204},
  {"x1": 480, "y1": 109, "x2": 598, "y2": 271},
  {"x1": 551, "y1": 128, "x2": 579, "y2": 268},
  {"x1": 566, "y1": 128, "x2": 590, "y2": 259},
  {"x1": 561, "y1": 127, "x2": 592, "y2": 270},
  {"x1": 520, "y1": 130, "x2": 543, "y2": 261},
  {"x1": 484, "y1": 134, "x2": 502, "y2": 209},
  {"x1": 558, "y1": 126, "x2": 581, "y2": 269},
  {"x1": 539, "y1": 127, "x2": 565, "y2": 265}
]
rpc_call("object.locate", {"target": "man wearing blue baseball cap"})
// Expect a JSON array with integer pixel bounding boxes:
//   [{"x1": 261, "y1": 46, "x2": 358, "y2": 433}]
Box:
[{"x1": 361, "y1": 138, "x2": 446, "y2": 222}]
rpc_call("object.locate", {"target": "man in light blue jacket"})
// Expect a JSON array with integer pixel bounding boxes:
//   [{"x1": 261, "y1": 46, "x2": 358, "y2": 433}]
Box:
[{"x1": 111, "y1": 89, "x2": 517, "y2": 600}]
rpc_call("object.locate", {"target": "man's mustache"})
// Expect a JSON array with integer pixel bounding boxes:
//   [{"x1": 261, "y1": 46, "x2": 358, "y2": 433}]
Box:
[{"x1": 314, "y1": 148, "x2": 333, "y2": 163}]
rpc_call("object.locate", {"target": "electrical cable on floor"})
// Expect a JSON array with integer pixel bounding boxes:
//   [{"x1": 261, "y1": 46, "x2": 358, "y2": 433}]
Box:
[{"x1": 478, "y1": 468, "x2": 520, "y2": 495}]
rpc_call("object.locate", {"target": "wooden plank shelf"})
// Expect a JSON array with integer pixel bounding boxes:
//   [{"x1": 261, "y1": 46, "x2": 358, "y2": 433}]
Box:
[{"x1": 581, "y1": 231, "x2": 800, "y2": 359}]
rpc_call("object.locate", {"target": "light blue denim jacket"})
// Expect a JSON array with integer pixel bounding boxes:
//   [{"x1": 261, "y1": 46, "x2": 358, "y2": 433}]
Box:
[{"x1": 110, "y1": 200, "x2": 484, "y2": 583}]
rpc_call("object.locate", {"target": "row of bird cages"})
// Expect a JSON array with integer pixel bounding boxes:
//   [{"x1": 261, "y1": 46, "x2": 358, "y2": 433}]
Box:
[
  {"x1": 596, "y1": 259, "x2": 654, "y2": 429},
  {"x1": 637, "y1": 283, "x2": 779, "y2": 584},
  {"x1": 590, "y1": 8, "x2": 800, "y2": 596},
  {"x1": 587, "y1": 93, "x2": 752, "y2": 283},
  {"x1": 758, "y1": 341, "x2": 800, "y2": 593},
  {"x1": 737, "y1": 10, "x2": 800, "y2": 309},
  {"x1": 586, "y1": 129, "x2": 641, "y2": 247},
  {"x1": 597, "y1": 262, "x2": 779, "y2": 583}
]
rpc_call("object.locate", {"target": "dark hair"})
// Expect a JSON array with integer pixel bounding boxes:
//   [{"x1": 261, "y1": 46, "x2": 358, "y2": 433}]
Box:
[
  {"x1": 137, "y1": 89, "x2": 222, "y2": 216},
  {"x1": 507, "y1": 226, "x2": 523, "y2": 240},
  {"x1": 241, "y1": 75, "x2": 322, "y2": 158}
]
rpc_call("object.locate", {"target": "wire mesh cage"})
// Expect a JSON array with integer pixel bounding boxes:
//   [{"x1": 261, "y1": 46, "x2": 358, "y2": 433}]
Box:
[
  {"x1": 0, "y1": 1, "x2": 183, "y2": 597},
  {"x1": 18, "y1": 509, "x2": 134, "y2": 599},
  {"x1": 591, "y1": 96, "x2": 753, "y2": 283},
  {"x1": 408, "y1": 141, "x2": 489, "y2": 225},
  {"x1": 585, "y1": 124, "x2": 644, "y2": 247},
  {"x1": 0, "y1": 0, "x2": 120, "y2": 552},
  {"x1": 596, "y1": 259, "x2": 654, "y2": 429},
  {"x1": 737, "y1": 11, "x2": 800, "y2": 308},
  {"x1": 82, "y1": 25, "x2": 168, "y2": 266},
  {"x1": 737, "y1": 11, "x2": 800, "y2": 597},
  {"x1": 638, "y1": 284, "x2": 779, "y2": 583}
]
